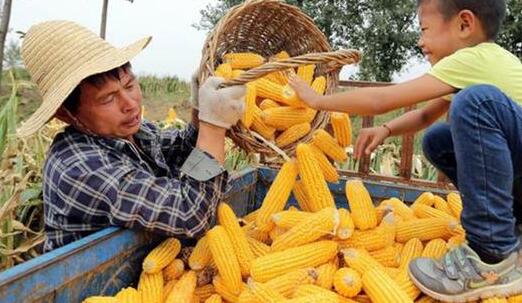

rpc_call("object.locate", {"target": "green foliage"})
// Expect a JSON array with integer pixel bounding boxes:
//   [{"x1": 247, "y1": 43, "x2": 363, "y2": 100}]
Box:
[{"x1": 498, "y1": 0, "x2": 522, "y2": 58}]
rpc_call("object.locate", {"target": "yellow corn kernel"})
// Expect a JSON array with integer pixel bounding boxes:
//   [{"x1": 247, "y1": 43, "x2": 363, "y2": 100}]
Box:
[
  {"x1": 311, "y1": 76, "x2": 327, "y2": 95},
  {"x1": 212, "y1": 275, "x2": 246, "y2": 303},
  {"x1": 293, "y1": 284, "x2": 356, "y2": 303},
  {"x1": 241, "y1": 209, "x2": 258, "y2": 223},
  {"x1": 508, "y1": 294, "x2": 522, "y2": 302},
  {"x1": 251, "y1": 106, "x2": 276, "y2": 140},
  {"x1": 142, "y1": 237, "x2": 180, "y2": 274},
  {"x1": 269, "y1": 226, "x2": 287, "y2": 242},
  {"x1": 315, "y1": 259, "x2": 338, "y2": 289},
  {"x1": 162, "y1": 279, "x2": 178, "y2": 303},
  {"x1": 296, "y1": 144, "x2": 336, "y2": 212},
  {"x1": 164, "y1": 259, "x2": 185, "y2": 281},
  {"x1": 195, "y1": 284, "x2": 216, "y2": 302},
  {"x1": 330, "y1": 112, "x2": 352, "y2": 147},
  {"x1": 411, "y1": 192, "x2": 435, "y2": 208},
  {"x1": 240, "y1": 83, "x2": 257, "y2": 129},
  {"x1": 334, "y1": 268, "x2": 362, "y2": 298},
  {"x1": 447, "y1": 192, "x2": 463, "y2": 219},
  {"x1": 81, "y1": 297, "x2": 116, "y2": 303},
  {"x1": 247, "y1": 237, "x2": 271, "y2": 258},
  {"x1": 433, "y1": 195, "x2": 455, "y2": 217},
  {"x1": 447, "y1": 234, "x2": 466, "y2": 249},
  {"x1": 297, "y1": 64, "x2": 316, "y2": 85},
  {"x1": 231, "y1": 69, "x2": 244, "y2": 79},
  {"x1": 246, "y1": 280, "x2": 286, "y2": 303},
  {"x1": 114, "y1": 287, "x2": 140, "y2": 303},
  {"x1": 336, "y1": 208, "x2": 355, "y2": 240},
  {"x1": 276, "y1": 122, "x2": 311, "y2": 147},
  {"x1": 138, "y1": 271, "x2": 163, "y2": 303},
  {"x1": 255, "y1": 160, "x2": 298, "y2": 231},
  {"x1": 345, "y1": 179, "x2": 378, "y2": 230},
  {"x1": 309, "y1": 144, "x2": 340, "y2": 183},
  {"x1": 223, "y1": 52, "x2": 265, "y2": 69},
  {"x1": 272, "y1": 210, "x2": 312, "y2": 229},
  {"x1": 250, "y1": 240, "x2": 338, "y2": 282},
  {"x1": 206, "y1": 226, "x2": 242, "y2": 295},
  {"x1": 165, "y1": 271, "x2": 197, "y2": 303},
  {"x1": 422, "y1": 238, "x2": 448, "y2": 259},
  {"x1": 399, "y1": 238, "x2": 424, "y2": 271},
  {"x1": 254, "y1": 77, "x2": 306, "y2": 106},
  {"x1": 274, "y1": 50, "x2": 290, "y2": 60},
  {"x1": 203, "y1": 294, "x2": 222, "y2": 303},
  {"x1": 312, "y1": 129, "x2": 348, "y2": 161},
  {"x1": 381, "y1": 198, "x2": 416, "y2": 221},
  {"x1": 292, "y1": 180, "x2": 313, "y2": 212},
  {"x1": 412, "y1": 204, "x2": 456, "y2": 221},
  {"x1": 259, "y1": 98, "x2": 281, "y2": 110},
  {"x1": 189, "y1": 236, "x2": 212, "y2": 270},
  {"x1": 262, "y1": 107, "x2": 317, "y2": 130},
  {"x1": 395, "y1": 272, "x2": 422, "y2": 301},
  {"x1": 369, "y1": 246, "x2": 401, "y2": 268},
  {"x1": 217, "y1": 203, "x2": 255, "y2": 277},
  {"x1": 214, "y1": 63, "x2": 232, "y2": 79},
  {"x1": 396, "y1": 218, "x2": 457, "y2": 243},
  {"x1": 362, "y1": 268, "x2": 414, "y2": 303},
  {"x1": 483, "y1": 298, "x2": 509, "y2": 303},
  {"x1": 242, "y1": 221, "x2": 270, "y2": 243},
  {"x1": 342, "y1": 248, "x2": 385, "y2": 275}
]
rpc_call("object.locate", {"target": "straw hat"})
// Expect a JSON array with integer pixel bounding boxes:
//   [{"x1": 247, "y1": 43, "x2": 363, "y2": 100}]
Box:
[{"x1": 17, "y1": 20, "x2": 151, "y2": 137}]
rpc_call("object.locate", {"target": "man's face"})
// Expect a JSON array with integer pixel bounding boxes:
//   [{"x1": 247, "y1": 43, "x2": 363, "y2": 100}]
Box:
[
  {"x1": 417, "y1": 0, "x2": 462, "y2": 65},
  {"x1": 76, "y1": 68, "x2": 142, "y2": 140}
]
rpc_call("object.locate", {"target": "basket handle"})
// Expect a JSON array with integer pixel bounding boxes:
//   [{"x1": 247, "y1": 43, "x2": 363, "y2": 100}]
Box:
[{"x1": 221, "y1": 49, "x2": 361, "y2": 87}]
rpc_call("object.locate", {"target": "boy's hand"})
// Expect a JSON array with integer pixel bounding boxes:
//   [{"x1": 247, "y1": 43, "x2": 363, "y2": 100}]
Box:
[
  {"x1": 354, "y1": 126, "x2": 390, "y2": 159},
  {"x1": 288, "y1": 74, "x2": 323, "y2": 109}
]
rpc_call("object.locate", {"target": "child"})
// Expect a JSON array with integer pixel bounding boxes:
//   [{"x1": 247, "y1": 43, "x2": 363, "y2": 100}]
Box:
[{"x1": 289, "y1": 0, "x2": 522, "y2": 301}]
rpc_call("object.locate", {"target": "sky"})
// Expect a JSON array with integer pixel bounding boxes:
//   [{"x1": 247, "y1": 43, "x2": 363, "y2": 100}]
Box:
[{"x1": 6, "y1": 0, "x2": 429, "y2": 82}]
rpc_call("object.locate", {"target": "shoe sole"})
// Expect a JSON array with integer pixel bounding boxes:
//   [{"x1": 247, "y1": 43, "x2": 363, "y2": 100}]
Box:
[{"x1": 409, "y1": 270, "x2": 522, "y2": 302}]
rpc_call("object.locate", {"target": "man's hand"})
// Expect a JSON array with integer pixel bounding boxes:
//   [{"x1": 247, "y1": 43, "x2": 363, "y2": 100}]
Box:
[
  {"x1": 288, "y1": 74, "x2": 323, "y2": 109},
  {"x1": 198, "y1": 77, "x2": 246, "y2": 129},
  {"x1": 354, "y1": 126, "x2": 390, "y2": 159}
]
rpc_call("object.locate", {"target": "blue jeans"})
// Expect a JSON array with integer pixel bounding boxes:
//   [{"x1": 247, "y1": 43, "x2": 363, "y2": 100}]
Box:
[{"x1": 422, "y1": 85, "x2": 522, "y2": 261}]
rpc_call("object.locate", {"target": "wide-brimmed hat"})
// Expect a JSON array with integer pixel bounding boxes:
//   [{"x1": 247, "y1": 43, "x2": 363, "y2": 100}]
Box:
[{"x1": 16, "y1": 20, "x2": 151, "y2": 137}]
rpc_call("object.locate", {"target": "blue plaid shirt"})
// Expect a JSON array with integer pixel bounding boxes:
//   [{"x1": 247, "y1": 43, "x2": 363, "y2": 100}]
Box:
[{"x1": 42, "y1": 121, "x2": 228, "y2": 252}]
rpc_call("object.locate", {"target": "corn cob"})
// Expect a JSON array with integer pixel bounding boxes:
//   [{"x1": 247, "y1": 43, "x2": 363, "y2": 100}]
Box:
[
  {"x1": 138, "y1": 272, "x2": 163, "y2": 303},
  {"x1": 242, "y1": 209, "x2": 258, "y2": 223},
  {"x1": 330, "y1": 112, "x2": 352, "y2": 147},
  {"x1": 412, "y1": 204, "x2": 456, "y2": 221},
  {"x1": 189, "y1": 236, "x2": 212, "y2": 270},
  {"x1": 250, "y1": 240, "x2": 338, "y2": 282},
  {"x1": 280, "y1": 85, "x2": 308, "y2": 108},
  {"x1": 312, "y1": 129, "x2": 348, "y2": 161},
  {"x1": 164, "y1": 259, "x2": 185, "y2": 281},
  {"x1": 195, "y1": 284, "x2": 216, "y2": 302},
  {"x1": 293, "y1": 180, "x2": 313, "y2": 212},
  {"x1": 311, "y1": 76, "x2": 327, "y2": 95},
  {"x1": 251, "y1": 106, "x2": 276, "y2": 140},
  {"x1": 399, "y1": 238, "x2": 424, "y2": 271},
  {"x1": 272, "y1": 210, "x2": 312, "y2": 229},
  {"x1": 241, "y1": 83, "x2": 257, "y2": 129},
  {"x1": 432, "y1": 195, "x2": 454, "y2": 217},
  {"x1": 422, "y1": 238, "x2": 448, "y2": 259},
  {"x1": 142, "y1": 237, "x2": 180, "y2": 274},
  {"x1": 383, "y1": 266, "x2": 401, "y2": 280},
  {"x1": 315, "y1": 259, "x2": 338, "y2": 289},
  {"x1": 333, "y1": 268, "x2": 362, "y2": 298},
  {"x1": 273, "y1": 50, "x2": 290, "y2": 60},
  {"x1": 238, "y1": 268, "x2": 316, "y2": 302},
  {"x1": 262, "y1": 107, "x2": 316, "y2": 130},
  {"x1": 214, "y1": 63, "x2": 232, "y2": 79},
  {"x1": 247, "y1": 237, "x2": 271, "y2": 258},
  {"x1": 447, "y1": 192, "x2": 463, "y2": 219},
  {"x1": 231, "y1": 69, "x2": 244, "y2": 78},
  {"x1": 309, "y1": 144, "x2": 340, "y2": 183},
  {"x1": 362, "y1": 268, "x2": 414, "y2": 303},
  {"x1": 293, "y1": 284, "x2": 358, "y2": 303},
  {"x1": 338, "y1": 213, "x2": 395, "y2": 251},
  {"x1": 296, "y1": 64, "x2": 316, "y2": 85},
  {"x1": 483, "y1": 298, "x2": 509, "y2": 303},
  {"x1": 342, "y1": 248, "x2": 386, "y2": 275},
  {"x1": 269, "y1": 226, "x2": 287, "y2": 242},
  {"x1": 336, "y1": 208, "x2": 355, "y2": 240},
  {"x1": 395, "y1": 272, "x2": 422, "y2": 301},
  {"x1": 212, "y1": 275, "x2": 246, "y2": 303},
  {"x1": 114, "y1": 287, "x2": 140, "y2": 303},
  {"x1": 246, "y1": 279, "x2": 286, "y2": 303},
  {"x1": 266, "y1": 71, "x2": 290, "y2": 85},
  {"x1": 255, "y1": 160, "x2": 298, "y2": 231},
  {"x1": 411, "y1": 192, "x2": 435, "y2": 208},
  {"x1": 259, "y1": 98, "x2": 281, "y2": 110},
  {"x1": 82, "y1": 297, "x2": 116, "y2": 303},
  {"x1": 165, "y1": 271, "x2": 197, "y2": 303},
  {"x1": 381, "y1": 198, "x2": 416, "y2": 221},
  {"x1": 217, "y1": 203, "x2": 255, "y2": 277},
  {"x1": 204, "y1": 294, "x2": 222, "y2": 303},
  {"x1": 223, "y1": 52, "x2": 265, "y2": 69},
  {"x1": 296, "y1": 144, "x2": 336, "y2": 211},
  {"x1": 508, "y1": 294, "x2": 522, "y2": 302},
  {"x1": 254, "y1": 78, "x2": 300, "y2": 106},
  {"x1": 447, "y1": 234, "x2": 466, "y2": 249},
  {"x1": 242, "y1": 221, "x2": 270, "y2": 243},
  {"x1": 162, "y1": 279, "x2": 178, "y2": 303},
  {"x1": 206, "y1": 226, "x2": 242, "y2": 294},
  {"x1": 345, "y1": 179, "x2": 378, "y2": 230},
  {"x1": 396, "y1": 218, "x2": 458, "y2": 242},
  {"x1": 276, "y1": 122, "x2": 311, "y2": 147},
  {"x1": 369, "y1": 245, "x2": 401, "y2": 267}
]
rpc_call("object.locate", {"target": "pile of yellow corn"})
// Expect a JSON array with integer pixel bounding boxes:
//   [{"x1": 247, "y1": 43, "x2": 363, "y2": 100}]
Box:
[{"x1": 215, "y1": 51, "x2": 351, "y2": 150}]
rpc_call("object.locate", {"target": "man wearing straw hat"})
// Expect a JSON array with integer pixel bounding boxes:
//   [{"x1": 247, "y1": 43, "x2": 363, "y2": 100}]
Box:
[{"x1": 17, "y1": 20, "x2": 246, "y2": 252}]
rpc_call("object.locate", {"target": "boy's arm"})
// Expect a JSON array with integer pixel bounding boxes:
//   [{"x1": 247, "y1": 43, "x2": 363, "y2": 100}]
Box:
[
  {"x1": 290, "y1": 74, "x2": 455, "y2": 115},
  {"x1": 354, "y1": 98, "x2": 449, "y2": 158}
]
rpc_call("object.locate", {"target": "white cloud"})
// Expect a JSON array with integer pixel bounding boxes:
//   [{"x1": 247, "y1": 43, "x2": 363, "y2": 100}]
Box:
[{"x1": 8, "y1": 0, "x2": 215, "y2": 80}]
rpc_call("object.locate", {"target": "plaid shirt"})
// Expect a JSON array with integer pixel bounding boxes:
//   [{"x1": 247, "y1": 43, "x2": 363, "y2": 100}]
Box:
[{"x1": 42, "y1": 121, "x2": 228, "y2": 252}]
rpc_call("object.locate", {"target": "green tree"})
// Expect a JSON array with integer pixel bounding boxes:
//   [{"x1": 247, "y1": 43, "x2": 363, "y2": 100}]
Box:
[{"x1": 498, "y1": 0, "x2": 522, "y2": 58}]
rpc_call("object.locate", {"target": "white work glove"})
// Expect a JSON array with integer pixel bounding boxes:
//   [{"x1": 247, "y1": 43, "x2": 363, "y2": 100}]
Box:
[{"x1": 198, "y1": 77, "x2": 246, "y2": 129}]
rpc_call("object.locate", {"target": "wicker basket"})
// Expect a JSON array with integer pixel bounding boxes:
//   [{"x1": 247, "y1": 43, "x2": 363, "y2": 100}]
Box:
[{"x1": 198, "y1": 0, "x2": 361, "y2": 162}]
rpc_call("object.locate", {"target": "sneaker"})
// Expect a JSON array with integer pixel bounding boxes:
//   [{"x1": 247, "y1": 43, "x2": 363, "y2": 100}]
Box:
[{"x1": 408, "y1": 244, "x2": 522, "y2": 302}]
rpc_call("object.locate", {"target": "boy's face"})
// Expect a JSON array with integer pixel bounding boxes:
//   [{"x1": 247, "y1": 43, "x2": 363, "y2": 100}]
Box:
[
  {"x1": 75, "y1": 68, "x2": 143, "y2": 140},
  {"x1": 417, "y1": 0, "x2": 465, "y2": 65}
]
